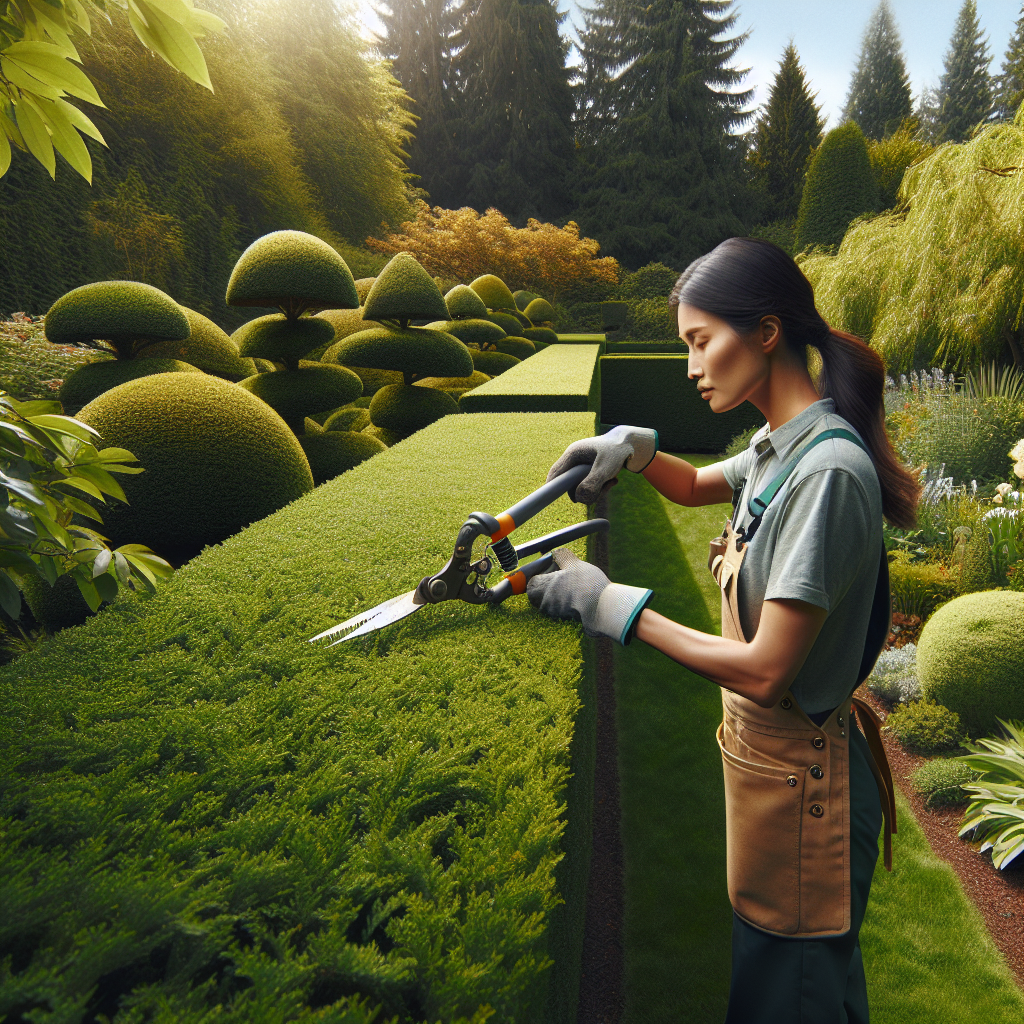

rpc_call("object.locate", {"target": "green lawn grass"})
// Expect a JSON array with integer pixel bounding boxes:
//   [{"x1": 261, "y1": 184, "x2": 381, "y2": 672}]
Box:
[{"x1": 607, "y1": 457, "x2": 1024, "y2": 1024}]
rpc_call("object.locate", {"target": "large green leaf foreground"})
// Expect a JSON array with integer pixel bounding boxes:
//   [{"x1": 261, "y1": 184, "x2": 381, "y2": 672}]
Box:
[{"x1": 0, "y1": 412, "x2": 599, "y2": 1023}]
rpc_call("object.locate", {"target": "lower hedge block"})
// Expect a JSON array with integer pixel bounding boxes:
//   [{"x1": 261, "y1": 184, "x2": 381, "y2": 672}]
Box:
[
  {"x1": 460, "y1": 344, "x2": 602, "y2": 415},
  {"x1": 600, "y1": 354, "x2": 765, "y2": 452}
]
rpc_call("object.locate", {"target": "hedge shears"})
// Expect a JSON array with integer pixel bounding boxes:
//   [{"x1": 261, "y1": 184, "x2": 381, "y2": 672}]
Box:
[{"x1": 309, "y1": 464, "x2": 607, "y2": 646}]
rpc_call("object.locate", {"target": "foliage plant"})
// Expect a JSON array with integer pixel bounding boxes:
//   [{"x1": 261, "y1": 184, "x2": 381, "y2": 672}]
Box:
[
  {"x1": 883, "y1": 699, "x2": 967, "y2": 755},
  {"x1": 0, "y1": 0, "x2": 226, "y2": 182},
  {"x1": 867, "y1": 120, "x2": 934, "y2": 210},
  {"x1": 0, "y1": 410, "x2": 599, "y2": 1022},
  {"x1": 866, "y1": 642, "x2": 922, "y2": 704},
  {"x1": 0, "y1": 390, "x2": 171, "y2": 619},
  {"x1": 887, "y1": 550, "x2": 958, "y2": 620},
  {"x1": 0, "y1": 313, "x2": 98, "y2": 400},
  {"x1": 910, "y1": 757, "x2": 979, "y2": 809},
  {"x1": 795, "y1": 121, "x2": 878, "y2": 253},
  {"x1": 367, "y1": 202, "x2": 620, "y2": 305},
  {"x1": 958, "y1": 719, "x2": 1024, "y2": 869},
  {"x1": 993, "y1": 6, "x2": 1024, "y2": 122},
  {"x1": 799, "y1": 109, "x2": 1024, "y2": 373},
  {"x1": 935, "y1": 0, "x2": 994, "y2": 144}
]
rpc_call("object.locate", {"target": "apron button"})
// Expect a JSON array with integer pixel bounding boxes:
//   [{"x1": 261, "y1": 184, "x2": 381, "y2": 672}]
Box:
[
  {"x1": 837, "y1": 716, "x2": 844, "y2": 727},
  {"x1": 810, "y1": 804, "x2": 824, "y2": 817},
  {"x1": 810, "y1": 764, "x2": 824, "y2": 779},
  {"x1": 812, "y1": 736, "x2": 825, "y2": 749},
  {"x1": 786, "y1": 775, "x2": 798, "y2": 787},
  {"x1": 780, "y1": 698, "x2": 793, "y2": 710}
]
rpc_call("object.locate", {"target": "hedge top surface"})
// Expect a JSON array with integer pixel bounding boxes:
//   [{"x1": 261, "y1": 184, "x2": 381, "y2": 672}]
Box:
[
  {"x1": 467, "y1": 344, "x2": 600, "y2": 399},
  {"x1": 225, "y1": 230, "x2": 359, "y2": 313},
  {"x1": 470, "y1": 274, "x2": 516, "y2": 311},
  {"x1": 525, "y1": 297, "x2": 556, "y2": 323},
  {"x1": 330, "y1": 325, "x2": 473, "y2": 379},
  {"x1": 45, "y1": 281, "x2": 189, "y2": 352},
  {"x1": 444, "y1": 284, "x2": 488, "y2": 320},
  {"x1": 363, "y1": 253, "x2": 450, "y2": 325},
  {"x1": 0, "y1": 410, "x2": 597, "y2": 1022}
]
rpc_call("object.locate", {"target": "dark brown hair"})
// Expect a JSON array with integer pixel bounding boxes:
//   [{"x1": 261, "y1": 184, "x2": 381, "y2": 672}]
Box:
[{"x1": 669, "y1": 236, "x2": 920, "y2": 527}]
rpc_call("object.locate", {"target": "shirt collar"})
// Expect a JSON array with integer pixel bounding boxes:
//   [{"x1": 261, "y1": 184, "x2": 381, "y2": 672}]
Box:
[{"x1": 755, "y1": 398, "x2": 835, "y2": 463}]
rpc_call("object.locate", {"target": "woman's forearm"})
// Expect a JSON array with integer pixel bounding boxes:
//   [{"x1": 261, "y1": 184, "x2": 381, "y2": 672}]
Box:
[{"x1": 641, "y1": 451, "x2": 699, "y2": 504}]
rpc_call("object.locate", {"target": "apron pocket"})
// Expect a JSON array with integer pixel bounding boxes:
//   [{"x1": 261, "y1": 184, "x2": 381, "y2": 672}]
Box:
[{"x1": 718, "y1": 724, "x2": 804, "y2": 935}]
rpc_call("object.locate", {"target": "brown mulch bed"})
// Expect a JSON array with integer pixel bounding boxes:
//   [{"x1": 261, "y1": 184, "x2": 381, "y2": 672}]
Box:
[{"x1": 858, "y1": 686, "x2": 1024, "y2": 990}]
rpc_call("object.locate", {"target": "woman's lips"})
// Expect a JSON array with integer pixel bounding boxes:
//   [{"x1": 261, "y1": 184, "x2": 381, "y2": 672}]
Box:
[{"x1": 700, "y1": 387, "x2": 713, "y2": 400}]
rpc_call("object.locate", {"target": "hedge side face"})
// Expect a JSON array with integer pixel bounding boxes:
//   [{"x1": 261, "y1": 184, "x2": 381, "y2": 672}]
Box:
[
  {"x1": 0, "y1": 412, "x2": 599, "y2": 1024},
  {"x1": 600, "y1": 355, "x2": 765, "y2": 453},
  {"x1": 460, "y1": 344, "x2": 601, "y2": 415}
]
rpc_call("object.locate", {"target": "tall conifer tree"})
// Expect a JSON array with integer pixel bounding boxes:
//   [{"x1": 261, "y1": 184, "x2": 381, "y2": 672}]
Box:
[
  {"x1": 993, "y1": 6, "x2": 1024, "y2": 121},
  {"x1": 841, "y1": 1, "x2": 912, "y2": 140},
  {"x1": 749, "y1": 43, "x2": 824, "y2": 221},
  {"x1": 454, "y1": 0, "x2": 575, "y2": 219},
  {"x1": 574, "y1": 0, "x2": 754, "y2": 269},
  {"x1": 936, "y1": 0, "x2": 993, "y2": 142}
]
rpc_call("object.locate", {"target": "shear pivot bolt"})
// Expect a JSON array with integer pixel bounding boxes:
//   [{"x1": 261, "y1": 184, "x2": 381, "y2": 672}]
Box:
[{"x1": 429, "y1": 579, "x2": 447, "y2": 600}]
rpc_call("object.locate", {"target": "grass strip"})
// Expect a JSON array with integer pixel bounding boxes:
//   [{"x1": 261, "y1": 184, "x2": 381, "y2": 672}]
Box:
[
  {"x1": 608, "y1": 457, "x2": 1024, "y2": 1022},
  {"x1": 0, "y1": 411, "x2": 599, "y2": 1024},
  {"x1": 459, "y1": 345, "x2": 601, "y2": 415}
]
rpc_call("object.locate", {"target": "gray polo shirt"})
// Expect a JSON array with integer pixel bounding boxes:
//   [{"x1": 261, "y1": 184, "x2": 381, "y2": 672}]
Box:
[{"x1": 714, "y1": 398, "x2": 883, "y2": 715}]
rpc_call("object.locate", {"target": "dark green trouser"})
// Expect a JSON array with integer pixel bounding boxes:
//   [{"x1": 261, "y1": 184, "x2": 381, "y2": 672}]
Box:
[{"x1": 724, "y1": 724, "x2": 883, "y2": 1024}]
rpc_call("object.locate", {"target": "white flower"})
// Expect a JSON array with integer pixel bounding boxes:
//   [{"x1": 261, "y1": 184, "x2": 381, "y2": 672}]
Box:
[
  {"x1": 1015, "y1": 459, "x2": 1024, "y2": 482},
  {"x1": 1011, "y1": 438, "x2": 1024, "y2": 462},
  {"x1": 996, "y1": 482, "x2": 1014, "y2": 497}
]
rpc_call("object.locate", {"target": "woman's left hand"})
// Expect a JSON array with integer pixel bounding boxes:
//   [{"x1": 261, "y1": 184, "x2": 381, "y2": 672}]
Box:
[{"x1": 526, "y1": 549, "x2": 653, "y2": 645}]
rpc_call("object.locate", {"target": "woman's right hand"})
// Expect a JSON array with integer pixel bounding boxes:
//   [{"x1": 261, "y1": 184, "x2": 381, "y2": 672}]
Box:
[{"x1": 546, "y1": 425, "x2": 658, "y2": 504}]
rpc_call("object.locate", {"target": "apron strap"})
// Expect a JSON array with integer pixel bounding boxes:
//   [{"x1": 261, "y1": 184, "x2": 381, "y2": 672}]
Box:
[{"x1": 851, "y1": 696, "x2": 898, "y2": 871}]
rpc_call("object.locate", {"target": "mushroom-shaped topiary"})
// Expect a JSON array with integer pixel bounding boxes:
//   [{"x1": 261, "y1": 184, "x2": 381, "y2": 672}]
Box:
[
  {"x1": 362, "y1": 423, "x2": 405, "y2": 447},
  {"x1": 59, "y1": 359, "x2": 204, "y2": 417},
  {"x1": 426, "y1": 318, "x2": 506, "y2": 349},
  {"x1": 414, "y1": 370, "x2": 491, "y2": 399},
  {"x1": 324, "y1": 405, "x2": 372, "y2": 432},
  {"x1": 76, "y1": 373, "x2": 314, "y2": 564},
  {"x1": 523, "y1": 326, "x2": 559, "y2": 346},
  {"x1": 354, "y1": 277, "x2": 376, "y2": 303},
  {"x1": 495, "y1": 337, "x2": 536, "y2": 360},
  {"x1": 237, "y1": 361, "x2": 363, "y2": 432},
  {"x1": 471, "y1": 350, "x2": 521, "y2": 376},
  {"x1": 445, "y1": 284, "x2": 489, "y2": 320},
  {"x1": 299, "y1": 431, "x2": 386, "y2": 485},
  {"x1": 470, "y1": 274, "x2": 516, "y2": 311},
  {"x1": 514, "y1": 290, "x2": 540, "y2": 311},
  {"x1": 226, "y1": 231, "x2": 362, "y2": 431},
  {"x1": 369, "y1": 384, "x2": 459, "y2": 435},
  {"x1": 524, "y1": 297, "x2": 556, "y2": 324},
  {"x1": 487, "y1": 311, "x2": 524, "y2": 336},
  {"x1": 330, "y1": 326, "x2": 472, "y2": 385},
  {"x1": 917, "y1": 590, "x2": 1024, "y2": 738},
  {"x1": 363, "y1": 253, "x2": 451, "y2": 327},
  {"x1": 46, "y1": 281, "x2": 190, "y2": 359},
  {"x1": 313, "y1": 308, "x2": 382, "y2": 360},
  {"x1": 140, "y1": 307, "x2": 256, "y2": 381}
]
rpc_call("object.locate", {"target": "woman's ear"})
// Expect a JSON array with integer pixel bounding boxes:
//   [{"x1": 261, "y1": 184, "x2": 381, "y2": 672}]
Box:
[{"x1": 759, "y1": 315, "x2": 783, "y2": 355}]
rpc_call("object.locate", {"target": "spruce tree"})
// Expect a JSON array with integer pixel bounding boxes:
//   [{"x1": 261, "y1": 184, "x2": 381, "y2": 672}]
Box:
[
  {"x1": 574, "y1": 0, "x2": 754, "y2": 269},
  {"x1": 993, "y1": 5, "x2": 1024, "y2": 121},
  {"x1": 841, "y1": 0, "x2": 913, "y2": 140},
  {"x1": 936, "y1": 0, "x2": 993, "y2": 142},
  {"x1": 454, "y1": 0, "x2": 575, "y2": 219},
  {"x1": 749, "y1": 43, "x2": 824, "y2": 222}
]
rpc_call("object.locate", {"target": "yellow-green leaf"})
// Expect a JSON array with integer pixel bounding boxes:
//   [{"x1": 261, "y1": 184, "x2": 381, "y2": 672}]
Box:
[
  {"x1": 0, "y1": 129, "x2": 10, "y2": 177},
  {"x1": 36, "y1": 99, "x2": 90, "y2": 180},
  {"x1": 54, "y1": 475, "x2": 105, "y2": 502},
  {"x1": 14, "y1": 96, "x2": 55, "y2": 177},
  {"x1": 133, "y1": 0, "x2": 212, "y2": 90},
  {"x1": 0, "y1": 57, "x2": 64, "y2": 100},
  {"x1": 29, "y1": 413, "x2": 101, "y2": 441},
  {"x1": 56, "y1": 98, "x2": 104, "y2": 145},
  {"x1": 2, "y1": 42, "x2": 105, "y2": 106}
]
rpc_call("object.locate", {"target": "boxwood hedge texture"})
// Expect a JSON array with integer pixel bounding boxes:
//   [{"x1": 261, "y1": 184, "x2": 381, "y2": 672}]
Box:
[
  {"x1": 600, "y1": 355, "x2": 765, "y2": 452},
  {"x1": 445, "y1": 285, "x2": 489, "y2": 320},
  {"x1": 916, "y1": 590, "x2": 1024, "y2": 738},
  {"x1": 141, "y1": 307, "x2": 256, "y2": 381},
  {"x1": 239, "y1": 362, "x2": 364, "y2": 433},
  {"x1": 427, "y1": 318, "x2": 506, "y2": 349},
  {"x1": 0, "y1": 411, "x2": 599, "y2": 1024},
  {"x1": 363, "y1": 254, "x2": 450, "y2": 328},
  {"x1": 58, "y1": 358, "x2": 204, "y2": 417},
  {"x1": 76, "y1": 373, "x2": 314, "y2": 564},
  {"x1": 461, "y1": 345, "x2": 601, "y2": 414},
  {"x1": 470, "y1": 274, "x2": 516, "y2": 311}
]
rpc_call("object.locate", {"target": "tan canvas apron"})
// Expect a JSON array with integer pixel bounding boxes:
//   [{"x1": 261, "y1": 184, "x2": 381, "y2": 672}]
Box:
[{"x1": 709, "y1": 519, "x2": 897, "y2": 939}]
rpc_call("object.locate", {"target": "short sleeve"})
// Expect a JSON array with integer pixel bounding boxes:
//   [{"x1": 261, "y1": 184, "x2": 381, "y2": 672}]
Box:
[
  {"x1": 717, "y1": 446, "x2": 756, "y2": 491},
  {"x1": 763, "y1": 469, "x2": 872, "y2": 613}
]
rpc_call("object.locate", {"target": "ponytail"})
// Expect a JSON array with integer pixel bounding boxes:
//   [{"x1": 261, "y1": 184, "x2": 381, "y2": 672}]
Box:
[{"x1": 670, "y1": 237, "x2": 922, "y2": 528}]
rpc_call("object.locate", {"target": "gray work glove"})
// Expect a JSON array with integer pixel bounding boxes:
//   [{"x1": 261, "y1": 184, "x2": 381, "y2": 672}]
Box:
[
  {"x1": 527, "y1": 549, "x2": 653, "y2": 645},
  {"x1": 546, "y1": 425, "x2": 658, "y2": 504}
]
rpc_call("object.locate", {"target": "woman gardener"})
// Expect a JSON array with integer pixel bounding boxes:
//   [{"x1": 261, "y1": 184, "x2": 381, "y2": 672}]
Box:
[{"x1": 526, "y1": 237, "x2": 921, "y2": 1023}]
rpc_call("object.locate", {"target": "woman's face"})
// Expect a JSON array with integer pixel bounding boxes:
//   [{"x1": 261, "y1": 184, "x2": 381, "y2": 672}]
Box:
[{"x1": 677, "y1": 302, "x2": 769, "y2": 413}]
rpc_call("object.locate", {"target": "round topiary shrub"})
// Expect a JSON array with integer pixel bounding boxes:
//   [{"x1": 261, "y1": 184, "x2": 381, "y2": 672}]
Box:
[
  {"x1": 324, "y1": 405, "x2": 372, "y2": 432},
  {"x1": 59, "y1": 358, "x2": 203, "y2": 416},
  {"x1": 363, "y1": 254, "x2": 450, "y2": 325},
  {"x1": 313, "y1": 307, "x2": 381, "y2": 359},
  {"x1": 237, "y1": 362, "x2": 362, "y2": 430},
  {"x1": 524, "y1": 297, "x2": 556, "y2": 323},
  {"x1": 414, "y1": 370, "x2": 490, "y2": 397},
  {"x1": 883, "y1": 700, "x2": 967, "y2": 754},
  {"x1": 495, "y1": 337, "x2": 536, "y2": 360},
  {"x1": 910, "y1": 757, "x2": 979, "y2": 808},
  {"x1": 330, "y1": 326, "x2": 473, "y2": 381},
  {"x1": 916, "y1": 590, "x2": 1024, "y2": 738},
  {"x1": 523, "y1": 326, "x2": 558, "y2": 345},
  {"x1": 233, "y1": 315, "x2": 335, "y2": 366},
  {"x1": 76, "y1": 373, "x2": 314, "y2": 563},
  {"x1": 470, "y1": 274, "x2": 516, "y2": 310},
  {"x1": 445, "y1": 284, "x2": 488, "y2": 320},
  {"x1": 471, "y1": 350, "x2": 520, "y2": 376},
  {"x1": 298, "y1": 431, "x2": 386, "y2": 485},
  {"x1": 354, "y1": 277, "x2": 376, "y2": 303},
  {"x1": 368, "y1": 384, "x2": 459, "y2": 433},
  {"x1": 428, "y1": 318, "x2": 505, "y2": 348},
  {"x1": 362, "y1": 423, "x2": 405, "y2": 447},
  {"x1": 513, "y1": 290, "x2": 540, "y2": 311},
  {"x1": 487, "y1": 311, "x2": 524, "y2": 336},
  {"x1": 142, "y1": 306, "x2": 254, "y2": 380}
]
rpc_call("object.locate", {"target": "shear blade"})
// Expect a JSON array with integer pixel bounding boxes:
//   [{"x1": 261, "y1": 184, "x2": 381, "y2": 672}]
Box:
[{"x1": 309, "y1": 590, "x2": 416, "y2": 644}]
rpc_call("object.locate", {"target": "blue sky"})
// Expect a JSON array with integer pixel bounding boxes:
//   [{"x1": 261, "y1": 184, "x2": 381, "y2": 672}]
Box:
[{"x1": 352, "y1": 1, "x2": 1022, "y2": 129}]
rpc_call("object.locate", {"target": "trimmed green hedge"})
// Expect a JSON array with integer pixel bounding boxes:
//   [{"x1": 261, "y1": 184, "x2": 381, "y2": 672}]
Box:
[
  {"x1": 460, "y1": 344, "x2": 601, "y2": 415},
  {"x1": 600, "y1": 355, "x2": 765, "y2": 453},
  {"x1": 605, "y1": 341, "x2": 686, "y2": 354},
  {"x1": 0, "y1": 411, "x2": 599, "y2": 1024}
]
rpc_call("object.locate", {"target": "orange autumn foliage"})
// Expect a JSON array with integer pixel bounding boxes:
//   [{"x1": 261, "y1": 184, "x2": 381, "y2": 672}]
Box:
[{"x1": 367, "y1": 202, "x2": 620, "y2": 304}]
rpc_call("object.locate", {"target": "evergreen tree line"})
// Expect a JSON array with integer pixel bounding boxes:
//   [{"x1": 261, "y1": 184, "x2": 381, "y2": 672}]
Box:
[{"x1": 0, "y1": 0, "x2": 413, "y2": 325}]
